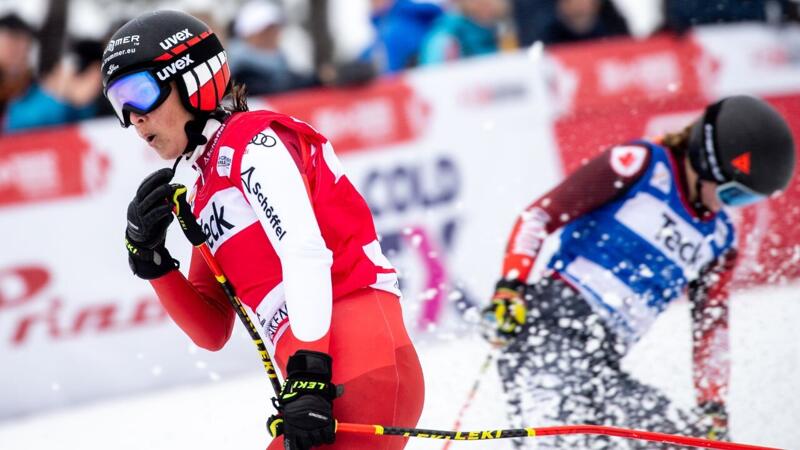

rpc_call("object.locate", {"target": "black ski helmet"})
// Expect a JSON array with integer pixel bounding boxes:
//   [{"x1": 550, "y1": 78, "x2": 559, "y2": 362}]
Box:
[
  {"x1": 688, "y1": 95, "x2": 796, "y2": 196},
  {"x1": 101, "y1": 10, "x2": 230, "y2": 127}
]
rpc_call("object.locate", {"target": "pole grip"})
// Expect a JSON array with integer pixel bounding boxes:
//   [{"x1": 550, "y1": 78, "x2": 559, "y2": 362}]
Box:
[{"x1": 169, "y1": 184, "x2": 206, "y2": 247}]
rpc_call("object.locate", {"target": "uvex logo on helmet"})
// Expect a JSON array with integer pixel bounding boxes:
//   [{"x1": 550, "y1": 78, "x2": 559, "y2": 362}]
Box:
[
  {"x1": 156, "y1": 54, "x2": 194, "y2": 81},
  {"x1": 159, "y1": 28, "x2": 193, "y2": 51}
]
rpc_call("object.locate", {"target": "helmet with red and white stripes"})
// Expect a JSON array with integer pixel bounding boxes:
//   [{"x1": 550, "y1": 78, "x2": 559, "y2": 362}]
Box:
[{"x1": 101, "y1": 10, "x2": 230, "y2": 128}]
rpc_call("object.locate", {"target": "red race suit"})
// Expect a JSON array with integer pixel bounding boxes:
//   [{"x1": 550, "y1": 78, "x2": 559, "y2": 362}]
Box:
[{"x1": 149, "y1": 111, "x2": 424, "y2": 450}]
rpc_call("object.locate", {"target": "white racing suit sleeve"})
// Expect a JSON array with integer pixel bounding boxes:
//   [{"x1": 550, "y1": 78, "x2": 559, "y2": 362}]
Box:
[{"x1": 239, "y1": 127, "x2": 333, "y2": 343}]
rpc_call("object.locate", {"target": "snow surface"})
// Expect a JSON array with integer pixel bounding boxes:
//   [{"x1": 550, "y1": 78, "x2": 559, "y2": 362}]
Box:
[{"x1": 0, "y1": 284, "x2": 797, "y2": 450}]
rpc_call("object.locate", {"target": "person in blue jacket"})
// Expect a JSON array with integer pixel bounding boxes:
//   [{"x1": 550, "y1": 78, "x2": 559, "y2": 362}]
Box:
[
  {"x1": 483, "y1": 95, "x2": 795, "y2": 449},
  {"x1": 419, "y1": 0, "x2": 510, "y2": 65},
  {"x1": 360, "y1": 0, "x2": 444, "y2": 73}
]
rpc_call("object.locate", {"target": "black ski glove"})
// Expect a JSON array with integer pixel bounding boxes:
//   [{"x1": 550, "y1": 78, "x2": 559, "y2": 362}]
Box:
[
  {"x1": 267, "y1": 350, "x2": 341, "y2": 450},
  {"x1": 125, "y1": 168, "x2": 178, "y2": 280}
]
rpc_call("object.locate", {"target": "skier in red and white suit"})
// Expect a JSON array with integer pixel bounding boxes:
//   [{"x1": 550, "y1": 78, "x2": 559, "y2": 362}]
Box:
[{"x1": 102, "y1": 11, "x2": 424, "y2": 450}]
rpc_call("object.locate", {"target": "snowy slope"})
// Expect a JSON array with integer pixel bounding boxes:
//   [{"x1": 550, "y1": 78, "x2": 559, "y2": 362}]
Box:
[{"x1": 0, "y1": 284, "x2": 797, "y2": 450}]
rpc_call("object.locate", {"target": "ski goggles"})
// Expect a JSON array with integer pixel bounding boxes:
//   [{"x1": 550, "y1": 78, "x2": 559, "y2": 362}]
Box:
[
  {"x1": 716, "y1": 180, "x2": 765, "y2": 207},
  {"x1": 105, "y1": 70, "x2": 171, "y2": 127}
]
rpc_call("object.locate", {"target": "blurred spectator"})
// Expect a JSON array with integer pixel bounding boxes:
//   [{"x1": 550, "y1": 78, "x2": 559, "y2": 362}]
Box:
[
  {"x1": 307, "y1": 0, "x2": 376, "y2": 87},
  {"x1": 540, "y1": 0, "x2": 629, "y2": 45},
  {"x1": 512, "y1": 0, "x2": 629, "y2": 46},
  {"x1": 175, "y1": 0, "x2": 230, "y2": 44},
  {"x1": 511, "y1": 0, "x2": 555, "y2": 46},
  {"x1": 2, "y1": 1, "x2": 103, "y2": 133},
  {"x1": 76, "y1": 38, "x2": 115, "y2": 119},
  {"x1": 5, "y1": 54, "x2": 102, "y2": 133},
  {"x1": 663, "y1": 0, "x2": 794, "y2": 34},
  {"x1": 227, "y1": 0, "x2": 313, "y2": 96},
  {"x1": 359, "y1": 0, "x2": 444, "y2": 73},
  {"x1": 0, "y1": 13, "x2": 35, "y2": 123},
  {"x1": 419, "y1": 0, "x2": 511, "y2": 65}
]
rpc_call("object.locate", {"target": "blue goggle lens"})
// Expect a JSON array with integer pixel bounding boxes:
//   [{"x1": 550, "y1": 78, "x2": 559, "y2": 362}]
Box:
[
  {"x1": 716, "y1": 181, "x2": 765, "y2": 207},
  {"x1": 106, "y1": 71, "x2": 164, "y2": 125}
]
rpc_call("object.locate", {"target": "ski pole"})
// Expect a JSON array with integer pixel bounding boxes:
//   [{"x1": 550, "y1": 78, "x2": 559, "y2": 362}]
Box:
[
  {"x1": 442, "y1": 351, "x2": 494, "y2": 450},
  {"x1": 336, "y1": 422, "x2": 781, "y2": 450},
  {"x1": 169, "y1": 184, "x2": 283, "y2": 396}
]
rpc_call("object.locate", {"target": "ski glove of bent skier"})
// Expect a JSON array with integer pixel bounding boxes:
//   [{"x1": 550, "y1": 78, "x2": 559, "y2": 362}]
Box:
[
  {"x1": 701, "y1": 401, "x2": 729, "y2": 441},
  {"x1": 482, "y1": 279, "x2": 528, "y2": 346},
  {"x1": 125, "y1": 168, "x2": 179, "y2": 279},
  {"x1": 268, "y1": 350, "x2": 342, "y2": 450}
]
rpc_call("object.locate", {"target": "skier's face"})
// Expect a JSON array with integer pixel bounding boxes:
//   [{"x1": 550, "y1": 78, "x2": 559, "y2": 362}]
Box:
[
  {"x1": 698, "y1": 180, "x2": 723, "y2": 213},
  {"x1": 684, "y1": 156, "x2": 723, "y2": 213},
  {"x1": 129, "y1": 83, "x2": 192, "y2": 160}
]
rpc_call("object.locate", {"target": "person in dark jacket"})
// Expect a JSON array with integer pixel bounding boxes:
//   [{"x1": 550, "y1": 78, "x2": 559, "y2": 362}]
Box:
[{"x1": 540, "y1": 0, "x2": 630, "y2": 45}]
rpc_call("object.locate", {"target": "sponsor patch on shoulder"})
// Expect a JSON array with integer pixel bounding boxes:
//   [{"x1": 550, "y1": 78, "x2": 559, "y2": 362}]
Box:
[
  {"x1": 650, "y1": 161, "x2": 672, "y2": 194},
  {"x1": 217, "y1": 146, "x2": 234, "y2": 177},
  {"x1": 610, "y1": 145, "x2": 647, "y2": 177}
]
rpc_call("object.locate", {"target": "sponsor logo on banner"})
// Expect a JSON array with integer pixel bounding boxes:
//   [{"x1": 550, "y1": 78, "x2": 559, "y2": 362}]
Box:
[
  {"x1": 548, "y1": 34, "x2": 707, "y2": 112},
  {"x1": 598, "y1": 52, "x2": 680, "y2": 96},
  {"x1": 0, "y1": 127, "x2": 110, "y2": 208},
  {"x1": 549, "y1": 35, "x2": 711, "y2": 176},
  {"x1": 0, "y1": 265, "x2": 167, "y2": 347},
  {"x1": 267, "y1": 77, "x2": 429, "y2": 153},
  {"x1": 0, "y1": 266, "x2": 49, "y2": 310},
  {"x1": 460, "y1": 82, "x2": 528, "y2": 106},
  {"x1": 359, "y1": 155, "x2": 472, "y2": 330},
  {"x1": 196, "y1": 187, "x2": 258, "y2": 251},
  {"x1": 362, "y1": 156, "x2": 459, "y2": 218},
  {"x1": 159, "y1": 28, "x2": 193, "y2": 51}
]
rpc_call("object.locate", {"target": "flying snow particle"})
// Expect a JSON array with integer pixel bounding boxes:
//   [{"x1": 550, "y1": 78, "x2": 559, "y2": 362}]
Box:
[
  {"x1": 448, "y1": 290, "x2": 464, "y2": 301},
  {"x1": 527, "y1": 40, "x2": 544, "y2": 62}
]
